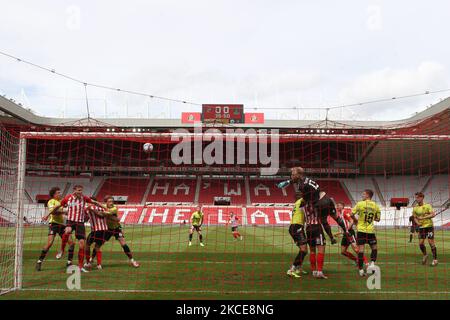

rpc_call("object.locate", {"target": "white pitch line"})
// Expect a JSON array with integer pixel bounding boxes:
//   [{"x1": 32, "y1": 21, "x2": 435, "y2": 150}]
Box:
[
  {"x1": 19, "y1": 288, "x2": 450, "y2": 295},
  {"x1": 37, "y1": 258, "x2": 448, "y2": 265},
  {"x1": 129, "y1": 260, "x2": 449, "y2": 266}
]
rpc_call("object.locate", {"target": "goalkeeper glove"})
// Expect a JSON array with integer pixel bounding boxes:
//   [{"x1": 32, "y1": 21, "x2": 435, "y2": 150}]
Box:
[{"x1": 277, "y1": 180, "x2": 291, "y2": 189}]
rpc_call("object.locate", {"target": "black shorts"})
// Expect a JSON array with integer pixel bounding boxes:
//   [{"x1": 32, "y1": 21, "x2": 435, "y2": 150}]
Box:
[
  {"x1": 48, "y1": 223, "x2": 66, "y2": 237},
  {"x1": 105, "y1": 226, "x2": 124, "y2": 241},
  {"x1": 306, "y1": 224, "x2": 326, "y2": 247},
  {"x1": 191, "y1": 225, "x2": 201, "y2": 232},
  {"x1": 231, "y1": 226, "x2": 238, "y2": 232},
  {"x1": 341, "y1": 228, "x2": 356, "y2": 247},
  {"x1": 316, "y1": 195, "x2": 337, "y2": 223},
  {"x1": 418, "y1": 227, "x2": 434, "y2": 239},
  {"x1": 87, "y1": 230, "x2": 108, "y2": 246},
  {"x1": 356, "y1": 232, "x2": 377, "y2": 245},
  {"x1": 66, "y1": 220, "x2": 86, "y2": 240},
  {"x1": 410, "y1": 225, "x2": 420, "y2": 233},
  {"x1": 289, "y1": 224, "x2": 307, "y2": 246}
]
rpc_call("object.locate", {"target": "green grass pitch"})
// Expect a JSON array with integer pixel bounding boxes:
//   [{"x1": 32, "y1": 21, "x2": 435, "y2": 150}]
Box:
[{"x1": 1, "y1": 225, "x2": 448, "y2": 300}]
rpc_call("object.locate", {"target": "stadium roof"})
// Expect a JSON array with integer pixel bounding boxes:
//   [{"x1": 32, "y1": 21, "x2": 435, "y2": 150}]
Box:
[{"x1": 0, "y1": 95, "x2": 449, "y2": 130}]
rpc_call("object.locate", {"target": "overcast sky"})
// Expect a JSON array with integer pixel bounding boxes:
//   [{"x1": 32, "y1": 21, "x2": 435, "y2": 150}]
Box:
[{"x1": 1, "y1": 0, "x2": 450, "y2": 121}]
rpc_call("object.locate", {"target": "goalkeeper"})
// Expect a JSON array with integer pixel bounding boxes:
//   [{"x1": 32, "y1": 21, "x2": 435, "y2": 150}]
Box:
[{"x1": 277, "y1": 167, "x2": 349, "y2": 244}]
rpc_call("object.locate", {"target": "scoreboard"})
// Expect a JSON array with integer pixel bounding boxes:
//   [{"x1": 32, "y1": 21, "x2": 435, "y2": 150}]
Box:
[{"x1": 201, "y1": 104, "x2": 244, "y2": 124}]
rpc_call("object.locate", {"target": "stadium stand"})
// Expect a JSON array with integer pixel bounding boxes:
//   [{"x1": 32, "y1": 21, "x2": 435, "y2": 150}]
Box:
[
  {"x1": 25, "y1": 176, "x2": 103, "y2": 203},
  {"x1": 198, "y1": 177, "x2": 247, "y2": 205},
  {"x1": 23, "y1": 174, "x2": 448, "y2": 209},
  {"x1": 424, "y1": 175, "x2": 450, "y2": 206},
  {"x1": 375, "y1": 175, "x2": 429, "y2": 206},
  {"x1": 342, "y1": 177, "x2": 380, "y2": 205},
  {"x1": 146, "y1": 176, "x2": 197, "y2": 203},
  {"x1": 248, "y1": 177, "x2": 295, "y2": 204},
  {"x1": 96, "y1": 178, "x2": 149, "y2": 204}
]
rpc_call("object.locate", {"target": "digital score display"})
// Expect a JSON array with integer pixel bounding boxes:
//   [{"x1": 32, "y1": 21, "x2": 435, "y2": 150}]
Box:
[{"x1": 201, "y1": 104, "x2": 244, "y2": 124}]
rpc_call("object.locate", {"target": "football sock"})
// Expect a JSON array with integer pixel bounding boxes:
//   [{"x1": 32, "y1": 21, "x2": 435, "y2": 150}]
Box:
[
  {"x1": 430, "y1": 245, "x2": 437, "y2": 259},
  {"x1": 189, "y1": 234, "x2": 193, "y2": 241},
  {"x1": 97, "y1": 251, "x2": 102, "y2": 265},
  {"x1": 409, "y1": 234, "x2": 413, "y2": 242},
  {"x1": 61, "y1": 233, "x2": 70, "y2": 252},
  {"x1": 85, "y1": 247, "x2": 91, "y2": 264},
  {"x1": 293, "y1": 251, "x2": 307, "y2": 267},
  {"x1": 68, "y1": 244, "x2": 75, "y2": 261},
  {"x1": 122, "y1": 244, "x2": 133, "y2": 259},
  {"x1": 199, "y1": 234, "x2": 203, "y2": 243},
  {"x1": 38, "y1": 249, "x2": 48, "y2": 262},
  {"x1": 419, "y1": 244, "x2": 427, "y2": 255},
  {"x1": 92, "y1": 248, "x2": 97, "y2": 259},
  {"x1": 78, "y1": 249, "x2": 85, "y2": 268},
  {"x1": 317, "y1": 253, "x2": 324, "y2": 272},
  {"x1": 309, "y1": 252, "x2": 316, "y2": 271},
  {"x1": 358, "y1": 252, "x2": 364, "y2": 270}
]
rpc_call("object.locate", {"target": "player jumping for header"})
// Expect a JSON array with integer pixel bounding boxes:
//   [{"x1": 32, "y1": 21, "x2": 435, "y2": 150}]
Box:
[
  {"x1": 277, "y1": 167, "x2": 349, "y2": 244},
  {"x1": 84, "y1": 199, "x2": 109, "y2": 270},
  {"x1": 189, "y1": 205, "x2": 204, "y2": 247},
  {"x1": 97, "y1": 196, "x2": 140, "y2": 268},
  {"x1": 49, "y1": 185, "x2": 100, "y2": 272}
]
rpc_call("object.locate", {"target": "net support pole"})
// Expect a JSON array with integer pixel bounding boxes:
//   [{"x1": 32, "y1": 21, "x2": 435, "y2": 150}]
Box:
[{"x1": 14, "y1": 137, "x2": 26, "y2": 290}]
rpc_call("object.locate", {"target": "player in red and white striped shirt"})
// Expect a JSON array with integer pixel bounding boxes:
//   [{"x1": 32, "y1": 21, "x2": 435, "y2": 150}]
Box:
[
  {"x1": 84, "y1": 199, "x2": 109, "y2": 270},
  {"x1": 336, "y1": 202, "x2": 368, "y2": 266},
  {"x1": 229, "y1": 213, "x2": 243, "y2": 241},
  {"x1": 50, "y1": 185, "x2": 100, "y2": 272}
]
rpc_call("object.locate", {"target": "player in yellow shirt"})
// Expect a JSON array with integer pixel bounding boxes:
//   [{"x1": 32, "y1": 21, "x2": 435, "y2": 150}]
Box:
[
  {"x1": 96, "y1": 196, "x2": 140, "y2": 268},
  {"x1": 36, "y1": 187, "x2": 74, "y2": 271},
  {"x1": 412, "y1": 192, "x2": 438, "y2": 266},
  {"x1": 350, "y1": 189, "x2": 381, "y2": 277},
  {"x1": 189, "y1": 205, "x2": 204, "y2": 247},
  {"x1": 286, "y1": 193, "x2": 308, "y2": 278}
]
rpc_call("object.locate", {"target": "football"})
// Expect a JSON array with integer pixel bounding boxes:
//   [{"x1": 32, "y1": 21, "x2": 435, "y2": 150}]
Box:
[{"x1": 143, "y1": 142, "x2": 154, "y2": 153}]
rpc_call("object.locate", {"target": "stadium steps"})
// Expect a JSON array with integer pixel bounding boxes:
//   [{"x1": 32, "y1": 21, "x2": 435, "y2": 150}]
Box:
[
  {"x1": 92, "y1": 178, "x2": 105, "y2": 199},
  {"x1": 62, "y1": 182, "x2": 71, "y2": 197},
  {"x1": 244, "y1": 176, "x2": 251, "y2": 206},
  {"x1": 141, "y1": 175, "x2": 154, "y2": 205},
  {"x1": 24, "y1": 189, "x2": 33, "y2": 203},
  {"x1": 340, "y1": 180, "x2": 355, "y2": 206},
  {"x1": 420, "y1": 175, "x2": 434, "y2": 195},
  {"x1": 372, "y1": 177, "x2": 386, "y2": 206},
  {"x1": 194, "y1": 176, "x2": 201, "y2": 204}
]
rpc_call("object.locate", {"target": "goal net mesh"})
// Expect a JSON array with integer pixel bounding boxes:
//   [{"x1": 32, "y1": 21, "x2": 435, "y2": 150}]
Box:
[
  {"x1": 0, "y1": 125, "x2": 19, "y2": 295},
  {"x1": 3, "y1": 127, "x2": 450, "y2": 299}
]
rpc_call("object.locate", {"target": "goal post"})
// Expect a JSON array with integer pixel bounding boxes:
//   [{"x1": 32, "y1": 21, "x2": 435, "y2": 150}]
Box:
[{"x1": 14, "y1": 137, "x2": 26, "y2": 290}]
